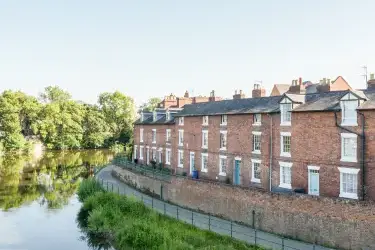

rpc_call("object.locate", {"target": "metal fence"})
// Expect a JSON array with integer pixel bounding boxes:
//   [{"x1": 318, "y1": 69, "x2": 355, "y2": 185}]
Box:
[{"x1": 97, "y1": 177, "x2": 332, "y2": 250}]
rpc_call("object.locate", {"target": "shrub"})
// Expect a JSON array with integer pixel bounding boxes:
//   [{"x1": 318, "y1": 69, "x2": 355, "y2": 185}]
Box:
[
  {"x1": 182, "y1": 172, "x2": 187, "y2": 177},
  {"x1": 77, "y1": 178, "x2": 105, "y2": 202},
  {"x1": 134, "y1": 158, "x2": 138, "y2": 164},
  {"x1": 225, "y1": 177, "x2": 231, "y2": 184}
]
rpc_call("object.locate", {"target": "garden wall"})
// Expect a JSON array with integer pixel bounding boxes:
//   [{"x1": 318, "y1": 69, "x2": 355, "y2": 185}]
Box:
[{"x1": 112, "y1": 165, "x2": 375, "y2": 250}]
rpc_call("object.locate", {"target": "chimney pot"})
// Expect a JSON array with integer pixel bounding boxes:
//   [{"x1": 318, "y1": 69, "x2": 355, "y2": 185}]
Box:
[{"x1": 370, "y1": 73, "x2": 375, "y2": 80}]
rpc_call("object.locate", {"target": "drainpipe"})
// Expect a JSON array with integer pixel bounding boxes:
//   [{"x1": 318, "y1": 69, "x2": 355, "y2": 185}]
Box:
[
  {"x1": 334, "y1": 112, "x2": 366, "y2": 201},
  {"x1": 268, "y1": 114, "x2": 273, "y2": 192}
]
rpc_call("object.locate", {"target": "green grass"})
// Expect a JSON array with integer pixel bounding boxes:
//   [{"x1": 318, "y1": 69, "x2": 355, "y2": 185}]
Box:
[{"x1": 77, "y1": 179, "x2": 263, "y2": 250}]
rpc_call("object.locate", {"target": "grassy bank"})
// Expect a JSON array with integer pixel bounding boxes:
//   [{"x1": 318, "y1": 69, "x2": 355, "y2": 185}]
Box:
[{"x1": 77, "y1": 178, "x2": 262, "y2": 250}]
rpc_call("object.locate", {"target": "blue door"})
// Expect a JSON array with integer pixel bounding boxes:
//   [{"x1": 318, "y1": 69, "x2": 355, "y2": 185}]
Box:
[{"x1": 234, "y1": 160, "x2": 241, "y2": 185}]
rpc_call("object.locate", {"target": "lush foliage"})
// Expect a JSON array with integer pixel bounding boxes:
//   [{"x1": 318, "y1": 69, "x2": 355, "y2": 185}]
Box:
[
  {"x1": 140, "y1": 97, "x2": 162, "y2": 112},
  {"x1": 0, "y1": 86, "x2": 136, "y2": 151},
  {"x1": 77, "y1": 180, "x2": 261, "y2": 250}
]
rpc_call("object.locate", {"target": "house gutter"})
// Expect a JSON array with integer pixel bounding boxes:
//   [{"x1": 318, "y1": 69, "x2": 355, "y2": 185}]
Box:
[
  {"x1": 334, "y1": 111, "x2": 366, "y2": 201},
  {"x1": 268, "y1": 114, "x2": 273, "y2": 192}
]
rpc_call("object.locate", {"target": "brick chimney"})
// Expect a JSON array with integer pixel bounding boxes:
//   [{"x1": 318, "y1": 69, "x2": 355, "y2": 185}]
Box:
[
  {"x1": 367, "y1": 73, "x2": 375, "y2": 89},
  {"x1": 209, "y1": 90, "x2": 219, "y2": 102},
  {"x1": 252, "y1": 84, "x2": 266, "y2": 98},
  {"x1": 233, "y1": 89, "x2": 246, "y2": 99},
  {"x1": 184, "y1": 90, "x2": 189, "y2": 98},
  {"x1": 288, "y1": 79, "x2": 301, "y2": 94}
]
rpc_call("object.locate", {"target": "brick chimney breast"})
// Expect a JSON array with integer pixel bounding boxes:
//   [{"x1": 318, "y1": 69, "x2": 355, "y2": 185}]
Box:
[{"x1": 252, "y1": 84, "x2": 266, "y2": 98}]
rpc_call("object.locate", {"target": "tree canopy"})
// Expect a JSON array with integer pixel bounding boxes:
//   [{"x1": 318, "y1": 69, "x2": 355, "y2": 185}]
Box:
[
  {"x1": 140, "y1": 97, "x2": 162, "y2": 112},
  {"x1": 0, "y1": 87, "x2": 136, "y2": 151}
]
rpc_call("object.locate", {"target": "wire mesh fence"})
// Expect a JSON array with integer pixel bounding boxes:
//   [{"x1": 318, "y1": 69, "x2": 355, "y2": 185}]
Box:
[{"x1": 97, "y1": 177, "x2": 333, "y2": 250}]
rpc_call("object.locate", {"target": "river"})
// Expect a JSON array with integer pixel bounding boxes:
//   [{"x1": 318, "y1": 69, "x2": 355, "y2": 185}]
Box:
[{"x1": 0, "y1": 149, "x2": 114, "y2": 250}]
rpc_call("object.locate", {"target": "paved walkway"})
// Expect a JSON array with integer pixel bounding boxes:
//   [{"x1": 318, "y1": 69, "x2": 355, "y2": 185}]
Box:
[{"x1": 96, "y1": 166, "x2": 334, "y2": 250}]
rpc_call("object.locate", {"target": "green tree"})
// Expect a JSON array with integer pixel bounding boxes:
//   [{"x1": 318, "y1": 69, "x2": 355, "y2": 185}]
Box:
[
  {"x1": 39, "y1": 86, "x2": 71, "y2": 103},
  {"x1": 82, "y1": 105, "x2": 111, "y2": 148},
  {"x1": 140, "y1": 97, "x2": 162, "y2": 112},
  {"x1": 98, "y1": 91, "x2": 135, "y2": 144}
]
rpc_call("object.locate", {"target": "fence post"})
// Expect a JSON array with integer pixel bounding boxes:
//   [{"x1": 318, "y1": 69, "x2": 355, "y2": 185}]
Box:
[
  {"x1": 117, "y1": 186, "x2": 120, "y2": 194},
  {"x1": 208, "y1": 214, "x2": 211, "y2": 231},
  {"x1": 254, "y1": 229, "x2": 257, "y2": 246},
  {"x1": 141, "y1": 194, "x2": 144, "y2": 203},
  {"x1": 111, "y1": 183, "x2": 114, "y2": 192},
  {"x1": 252, "y1": 210, "x2": 255, "y2": 228},
  {"x1": 106, "y1": 181, "x2": 108, "y2": 191},
  {"x1": 282, "y1": 237, "x2": 284, "y2": 250},
  {"x1": 177, "y1": 206, "x2": 179, "y2": 220},
  {"x1": 230, "y1": 220, "x2": 233, "y2": 238},
  {"x1": 164, "y1": 203, "x2": 166, "y2": 215},
  {"x1": 191, "y1": 211, "x2": 194, "y2": 225},
  {"x1": 152, "y1": 197, "x2": 154, "y2": 209},
  {"x1": 313, "y1": 244, "x2": 316, "y2": 250}
]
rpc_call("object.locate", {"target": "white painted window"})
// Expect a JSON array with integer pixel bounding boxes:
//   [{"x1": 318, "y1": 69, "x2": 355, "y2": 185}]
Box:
[
  {"x1": 178, "y1": 129, "x2": 184, "y2": 146},
  {"x1": 341, "y1": 133, "x2": 357, "y2": 162},
  {"x1": 139, "y1": 146, "x2": 144, "y2": 160},
  {"x1": 134, "y1": 145, "x2": 138, "y2": 160},
  {"x1": 201, "y1": 153, "x2": 208, "y2": 172},
  {"x1": 152, "y1": 129, "x2": 156, "y2": 143},
  {"x1": 153, "y1": 111, "x2": 157, "y2": 121},
  {"x1": 166, "y1": 112, "x2": 170, "y2": 121},
  {"x1": 280, "y1": 132, "x2": 291, "y2": 157},
  {"x1": 158, "y1": 148, "x2": 163, "y2": 163},
  {"x1": 219, "y1": 155, "x2": 227, "y2": 176},
  {"x1": 179, "y1": 117, "x2": 184, "y2": 125},
  {"x1": 308, "y1": 166, "x2": 320, "y2": 196},
  {"x1": 253, "y1": 114, "x2": 261, "y2": 126},
  {"x1": 252, "y1": 131, "x2": 261, "y2": 154},
  {"x1": 279, "y1": 162, "x2": 292, "y2": 189},
  {"x1": 202, "y1": 130, "x2": 208, "y2": 149},
  {"x1": 140, "y1": 128, "x2": 144, "y2": 142},
  {"x1": 202, "y1": 116, "x2": 208, "y2": 125},
  {"x1": 220, "y1": 131, "x2": 227, "y2": 150},
  {"x1": 340, "y1": 93, "x2": 358, "y2": 126},
  {"x1": 166, "y1": 129, "x2": 171, "y2": 142},
  {"x1": 221, "y1": 115, "x2": 227, "y2": 125},
  {"x1": 251, "y1": 159, "x2": 261, "y2": 183},
  {"x1": 338, "y1": 167, "x2": 360, "y2": 199},
  {"x1": 280, "y1": 98, "x2": 292, "y2": 126},
  {"x1": 165, "y1": 148, "x2": 171, "y2": 165},
  {"x1": 152, "y1": 147, "x2": 157, "y2": 160},
  {"x1": 178, "y1": 150, "x2": 184, "y2": 168}
]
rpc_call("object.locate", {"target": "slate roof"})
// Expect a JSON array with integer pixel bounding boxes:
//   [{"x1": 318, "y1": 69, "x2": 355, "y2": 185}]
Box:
[
  {"x1": 175, "y1": 96, "x2": 283, "y2": 117},
  {"x1": 292, "y1": 91, "x2": 349, "y2": 112},
  {"x1": 134, "y1": 113, "x2": 175, "y2": 125}
]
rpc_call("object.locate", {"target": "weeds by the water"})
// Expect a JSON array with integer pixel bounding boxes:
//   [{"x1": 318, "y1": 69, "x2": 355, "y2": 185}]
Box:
[{"x1": 77, "y1": 178, "x2": 262, "y2": 250}]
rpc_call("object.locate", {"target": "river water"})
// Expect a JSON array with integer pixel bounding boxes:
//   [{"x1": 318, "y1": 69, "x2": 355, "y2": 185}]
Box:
[{"x1": 0, "y1": 149, "x2": 114, "y2": 250}]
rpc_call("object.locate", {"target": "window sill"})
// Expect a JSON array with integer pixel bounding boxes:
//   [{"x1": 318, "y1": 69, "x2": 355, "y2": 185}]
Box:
[
  {"x1": 152, "y1": 141, "x2": 156, "y2": 144},
  {"x1": 279, "y1": 183, "x2": 292, "y2": 189},
  {"x1": 340, "y1": 192, "x2": 358, "y2": 199},
  {"x1": 280, "y1": 122, "x2": 291, "y2": 126},
  {"x1": 140, "y1": 158, "x2": 144, "y2": 160},
  {"x1": 201, "y1": 169, "x2": 208, "y2": 173},
  {"x1": 179, "y1": 143, "x2": 183, "y2": 147},
  {"x1": 251, "y1": 178, "x2": 261, "y2": 183},
  {"x1": 340, "y1": 157, "x2": 357, "y2": 163},
  {"x1": 202, "y1": 124, "x2": 208, "y2": 126},
  {"x1": 280, "y1": 152, "x2": 291, "y2": 157},
  {"x1": 220, "y1": 123, "x2": 227, "y2": 126},
  {"x1": 341, "y1": 122, "x2": 358, "y2": 127},
  {"x1": 140, "y1": 141, "x2": 144, "y2": 143},
  {"x1": 252, "y1": 123, "x2": 261, "y2": 126},
  {"x1": 308, "y1": 192, "x2": 319, "y2": 196},
  {"x1": 219, "y1": 172, "x2": 227, "y2": 176},
  {"x1": 220, "y1": 147, "x2": 227, "y2": 151},
  {"x1": 202, "y1": 146, "x2": 208, "y2": 149},
  {"x1": 252, "y1": 150, "x2": 261, "y2": 155},
  {"x1": 178, "y1": 165, "x2": 183, "y2": 168},
  {"x1": 166, "y1": 142, "x2": 171, "y2": 145},
  {"x1": 165, "y1": 162, "x2": 170, "y2": 165}
]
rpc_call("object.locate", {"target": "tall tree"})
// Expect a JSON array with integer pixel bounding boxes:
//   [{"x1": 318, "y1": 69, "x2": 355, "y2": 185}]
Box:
[
  {"x1": 98, "y1": 91, "x2": 135, "y2": 144},
  {"x1": 39, "y1": 86, "x2": 71, "y2": 103},
  {"x1": 140, "y1": 97, "x2": 162, "y2": 112},
  {"x1": 82, "y1": 105, "x2": 110, "y2": 148}
]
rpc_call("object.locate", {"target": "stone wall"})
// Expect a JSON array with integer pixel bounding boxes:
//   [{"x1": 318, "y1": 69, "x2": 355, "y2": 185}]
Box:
[{"x1": 112, "y1": 166, "x2": 375, "y2": 250}]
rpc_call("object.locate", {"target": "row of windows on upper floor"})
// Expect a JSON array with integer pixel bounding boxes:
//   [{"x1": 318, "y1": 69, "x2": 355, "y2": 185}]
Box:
[{"x1": 133, "y1": 145, "x2": 360, "y2": 200}]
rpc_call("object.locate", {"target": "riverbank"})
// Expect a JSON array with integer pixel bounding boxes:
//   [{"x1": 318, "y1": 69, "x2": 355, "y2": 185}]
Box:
[{"x1": 77, "y1": 178, "x2": 262, "y2": 250}]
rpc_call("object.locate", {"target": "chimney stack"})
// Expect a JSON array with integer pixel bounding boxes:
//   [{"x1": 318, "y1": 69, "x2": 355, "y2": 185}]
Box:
[
  {"x1": 252, "y1": 84, "x2": 266, "y2": 98},
  {"x1": 367, "y1": 73, "x2": 375, "y2": 89},
  {"x1": 299, "y1": 77, "x2": 302, "y2": 86},
  {"x1": 233, "y1": 89, "x2": 246, "y2": 99}
]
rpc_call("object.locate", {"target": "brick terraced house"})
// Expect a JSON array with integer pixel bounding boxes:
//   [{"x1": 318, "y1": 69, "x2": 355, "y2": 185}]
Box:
[{"x1": 133, "y1": 77, "x2": 375, "y2": 201}]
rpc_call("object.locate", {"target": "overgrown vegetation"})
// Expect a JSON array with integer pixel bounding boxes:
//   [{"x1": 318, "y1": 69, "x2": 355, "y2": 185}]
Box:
[
  {"x1": 0, "y1": 86, "x2": 137, "y2": 151},
  {"x1": 77, "y1": 179, "x2": 262, "y2": 250}
]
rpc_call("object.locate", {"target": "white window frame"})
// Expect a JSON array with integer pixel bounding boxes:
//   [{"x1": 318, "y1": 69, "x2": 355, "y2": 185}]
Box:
[
  {"x1": 139, "y1": 146, "x2": 144, "y2": 160},
  {"x1": 251, "y1": 159, "x2": 261, "y2": 183},
  {"x1": 219, "y1": 155, "x2": 227, "y2": 176},
  {"x1": 280, "y1": 98, "x2": 292, "y2": 126},
  {"x1": 220, "y1": 130, "x2": 227, "y2": 150},
  {"x1": 153, "y1": 111, "x2": 157, "y2": 121},
  {"x1": 178, "y1": 149, "x2": 184, "y2": 168},
  {"x1": 166, "y1": 112, "x2": 170, "y2": 121},
  {"x1": 140, "y1": 128, "x2": 144, "y2": 142},
  {"x1": 178, "y1": 129, "x2": 184, "y2": 146},
  {"x1": 201, "y1": 153, "x2": 208, "y2": 172},
  {"x1": 165, "y1": 148, "x2": 171, "y2": 165},
  {"x1": 179, "y1": 117, "x2": 184, "y2": 126},
  {"x1": 279, "y1": 161, "x2": 292, "y2": 189},
  {"x1": 221, "y1": 115, "x2": 228, "y2": 125},
  {"x1": 158, "y1": 148, "x2": 163, "y2": 163},
  {"x1": 340, "y1": 93, "x2": 358, "y2": 126},
  {"x1": 152, "y1": 147, "x2": 157, "y2": 160},
  {"x1": 340, "y1": 133, "x2": 357, "y2": 163},
  {"x1": 308, "y1": 165, "x2": 320, "y2": 196},
  {"x1": 152, "y1": 129, "x2": 156, "y2": 143},
  {"x1": 338, "y1": 167, "x2": 360, "y2": 199},
  {"x1": 202, "y1": 130, "x2": 208, "y2": 149},
  {"x1": 202, "y1": 116, "x2": 209, "y2": 125},
  {"x1": 252, "y1": 131, "x2": 262, "y2": 154},
  {"x1": 280, "y1": 132, "x2": 291, "y2": 157},
  {"x1": 253, "y1": 114, "x2": 261, "y2": 126},
  {"x1": 134, "y1": 145, "x2": 138, "y2": 160},
  {"x1": 166, "y1": 129, "x2": 171, "y2": 142}
]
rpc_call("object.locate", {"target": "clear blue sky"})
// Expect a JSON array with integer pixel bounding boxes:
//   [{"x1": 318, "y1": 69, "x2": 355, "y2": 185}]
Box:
[{"x1": 1, "y1": 0, "x2": 374, "y2": 106}]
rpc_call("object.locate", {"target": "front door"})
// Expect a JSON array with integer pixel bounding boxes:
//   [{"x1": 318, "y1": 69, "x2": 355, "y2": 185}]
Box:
[
  {"x1": 190, "y1": 152, "x2": 195, "y2": 174},
  {"x1": 308, "y1": 168, "x2": 319, "y2": 195},
  {"x1": 146, "y1": 148, "x2": 150, "y2": 165},
  {"x1": 234, "y1": 159, "x2": 241, "y2": 185}
]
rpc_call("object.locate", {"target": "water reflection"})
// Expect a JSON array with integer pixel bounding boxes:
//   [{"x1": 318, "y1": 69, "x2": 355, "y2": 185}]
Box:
[{"x1": 0, "y1": 149, "x2": 114, "y2": 210}]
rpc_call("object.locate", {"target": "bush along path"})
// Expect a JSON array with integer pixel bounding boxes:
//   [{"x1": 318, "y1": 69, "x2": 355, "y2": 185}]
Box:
[{"x1": 77, "y1": 178, "x2": 263, "y2": 250}]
